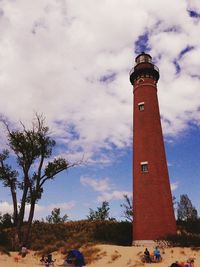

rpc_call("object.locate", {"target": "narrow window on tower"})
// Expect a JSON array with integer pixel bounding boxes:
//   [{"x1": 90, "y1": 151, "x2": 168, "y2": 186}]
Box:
[
  {"x1": 141, "y1": 162, "x2": 148, "y2": 172},
  {"x1": 138, "y1": 102, "x2": 145, "y2": 111}
]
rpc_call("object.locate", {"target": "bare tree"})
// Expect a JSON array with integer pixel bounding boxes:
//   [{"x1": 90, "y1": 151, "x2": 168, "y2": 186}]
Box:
[
  {"x1": 0, "y1": 114, "x2": 80, "y2": 248},
  {"x1": 120, "y1": 194, "x2": 133, "y2": 222}
]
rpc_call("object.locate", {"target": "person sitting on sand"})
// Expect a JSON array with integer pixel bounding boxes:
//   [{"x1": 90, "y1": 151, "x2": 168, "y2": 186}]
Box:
[
  {"x1": 170, "y1": 261, "x2": 181, "y2": 267},
  {"x1": 64, "y1": 249, "x2": 85, "y2": 267},
  {"x1": 40, "y1": 254, "x2": 46, "y2": 264},
  {"x1": 20, "y1": 245, "x2": 28, "y2": 258},
  {"x1": 184, "y1": 261, "x2": 191, "y2": 267},
  {"x1": 154, "y1": 246, "x2": 161, "y2": 262},
  {"x1": 190, "y1": 259, "x2": 195, "y2": 267},
  {"x1": 144, "y1": 248, "x2": 151, "y2": 263},
  {"x1": 46, "y1": 253, "x2": 56, "y2": 265}
]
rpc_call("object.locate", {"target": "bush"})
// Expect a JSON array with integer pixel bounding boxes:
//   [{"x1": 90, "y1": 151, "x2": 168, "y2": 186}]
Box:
[
  {"x1": 29, "y1": 220, "x2": 132, "y2": 251},
  {"x1": 94, "y1": 221, "x2": 132, "y2": 245},
  {"x1": 166, "y1": 233, "x2": 200, "y2": 247},
  {"x1": 0, "y1": 246, "x2": 10, "y2": 256},
  {"x1": 177, "y1": 219, "x2": 200, "y2": 234},
  {"x1": 0, "y1": 228, "x2": 11, "y2": 248}
]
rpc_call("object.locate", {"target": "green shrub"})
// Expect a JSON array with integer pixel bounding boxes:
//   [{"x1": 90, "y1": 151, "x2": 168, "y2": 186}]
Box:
[
  {"x1": 93, "y1": 221, "x2": 132, "y2": 245},
  {"x1": 0, "y1": 246, "x2": 10, "y2": 256},
  {"x1": 166, "y1": 233, "x2": 200, "y2": 247},
  {"x1": 0, "y1": 228, "x2": 12, "y2": 248},
  {"x1": 0, "y1": 220, "x2": 131, "y2": 251},
  {"x1": 177, "y1": 219, "x2": 200, "y2": 234}
]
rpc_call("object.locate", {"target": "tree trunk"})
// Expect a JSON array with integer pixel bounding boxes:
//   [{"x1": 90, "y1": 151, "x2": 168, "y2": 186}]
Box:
[
  {"x1": 13, "y1": 230, "x2": 20, "y2": 251},
  {"x1": 18, "y1": 178, "x2": 29, "y2": 226},
  {"x1": 10, "y1": 188, "x2": 18, "y2": 226},
  {"x1": 23, "y1": 199, "x2": 36, "y2": 245},
  {"x1": 16, "y1": 179, "x2": 29, "y2": 246}
]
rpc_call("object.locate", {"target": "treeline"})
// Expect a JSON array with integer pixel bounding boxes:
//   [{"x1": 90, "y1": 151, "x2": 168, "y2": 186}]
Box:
[
  {"x1": 1, "y1": 193, "x2": 200, "y2": 251},
  {"x1": 1, "y1": 196, "x2": 200, "y2": 251}
]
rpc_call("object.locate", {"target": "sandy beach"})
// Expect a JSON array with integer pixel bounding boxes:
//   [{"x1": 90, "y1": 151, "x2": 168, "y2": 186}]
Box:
[{"x1": 0, "y1": 244, "x2": 199, "y2": 267}]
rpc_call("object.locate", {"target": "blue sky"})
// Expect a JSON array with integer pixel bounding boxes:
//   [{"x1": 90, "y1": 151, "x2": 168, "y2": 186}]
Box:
[{"x1": 0, "y1": 0, "x2": 200, "y2": 221}]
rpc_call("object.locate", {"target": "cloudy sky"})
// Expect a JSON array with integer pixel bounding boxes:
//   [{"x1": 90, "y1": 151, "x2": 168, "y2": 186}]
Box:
[{"x1": 0, "y1": 0, "x2": 200, "y2": 220}]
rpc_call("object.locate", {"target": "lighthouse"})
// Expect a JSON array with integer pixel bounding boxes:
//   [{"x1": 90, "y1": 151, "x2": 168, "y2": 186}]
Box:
[{"x1": 130, "y1": 52, "x2": 176, "y2": 244}]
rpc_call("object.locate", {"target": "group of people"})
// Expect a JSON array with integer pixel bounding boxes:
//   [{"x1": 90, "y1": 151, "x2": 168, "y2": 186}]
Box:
[
  {"x1": 18, "y1": 244, "x2": 85, "y2": 267},
  {"x1": 40, "y1": 249, "x2": 85, "y2": 267},
  {"x1": 170, "y1": 259, "x2": 195, "y2": 267},
  {"x1": 143, "y1": 247, "x2": 195, "y2": 267},
  {"x1": 143, "y1": 246, "x2": 161, "y2": 263}
]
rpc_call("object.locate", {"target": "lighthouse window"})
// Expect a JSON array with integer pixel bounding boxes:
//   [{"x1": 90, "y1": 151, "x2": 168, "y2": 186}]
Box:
[
  {"x1": 138, "y1": 102, "x2": 145, "y2": 111},
  {"x1": 141, "y1": 162, "x2": 148, "y2": 172}
]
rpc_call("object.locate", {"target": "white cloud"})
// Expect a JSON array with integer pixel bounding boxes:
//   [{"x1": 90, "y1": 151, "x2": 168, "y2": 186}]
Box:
[
  {"x1": 80, "y1": 176, "x2": 110, "y2": 192},
  {"x1": 34, "y1": 201, "x2": 75, "y2": 213},
  {"x1": 98, "y1": 190, "x2": 132, "y2": 202},
  {"x1": 0, "y1": 201, "x2": 75, "y2": 219},
  {"x1": 187, "y1": 0, "x2": 200, "y2": 14},
  {"x1": 80, "y1": 175, "x2": 131, "y2": 202},
  {"x1": 0, "y1": 201, "x2": 13, "y2": 214}
]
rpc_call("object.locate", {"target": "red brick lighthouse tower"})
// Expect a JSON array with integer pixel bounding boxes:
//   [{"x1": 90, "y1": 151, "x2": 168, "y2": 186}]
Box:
[{"x1": 130, "y1": 53, "x2": 176, "y2": 244}]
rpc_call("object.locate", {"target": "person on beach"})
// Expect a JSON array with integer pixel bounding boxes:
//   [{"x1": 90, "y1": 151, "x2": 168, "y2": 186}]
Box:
[
  {"x1": 184, "y1": 261, "x2": 190, "y2": 267},
  {"x1": 190, "y1": 259, "x2": 195, "y2": 267},
  {"x1": 20, "y1": 245, "x2": 28, "y2": 258},
  {"x1": 153, "y1": 246, "x2": 161, "y2": 262},
  {"x1": 144, "y1": 248, "x2": 151, "y2": 263},
  {"x1": 40, "y1": 254, "x2": 46, "y2": 264},
  {"x1": 64, "y1": 249, "x2": 85, "y2": 267},
  {"x1": 170, "y1": 261, "x2": 181, "y2": 267},
  {"x1": 46, "y1": 253, "x2": 56, "y2": 265}
]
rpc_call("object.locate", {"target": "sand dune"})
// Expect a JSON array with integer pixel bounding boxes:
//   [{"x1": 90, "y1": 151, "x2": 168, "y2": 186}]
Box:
[{"x1": 0, "y1": 245, "x2": 199, "y2": 267}]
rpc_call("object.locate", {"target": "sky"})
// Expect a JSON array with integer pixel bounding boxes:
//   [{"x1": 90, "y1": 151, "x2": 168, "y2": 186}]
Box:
[{"x1": 0, "y1": 0, "x2": 200, "y2": 221}]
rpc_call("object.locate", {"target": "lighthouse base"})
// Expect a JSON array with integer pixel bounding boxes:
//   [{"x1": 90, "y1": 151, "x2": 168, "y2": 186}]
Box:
[{"x1": 132, "y1": 240, "x2": 157, "y2": 247}]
